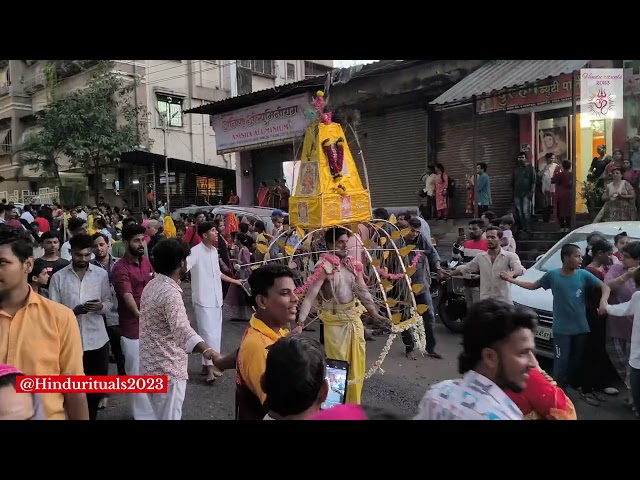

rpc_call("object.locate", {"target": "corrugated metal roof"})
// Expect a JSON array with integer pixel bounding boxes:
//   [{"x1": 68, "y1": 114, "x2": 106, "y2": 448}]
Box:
[
  {"x1": 431, "y1": 60, "x2": 589, "y2": 106},
  {"x1": 185, "y1": 60, "x2": 423, "y2": 116}
]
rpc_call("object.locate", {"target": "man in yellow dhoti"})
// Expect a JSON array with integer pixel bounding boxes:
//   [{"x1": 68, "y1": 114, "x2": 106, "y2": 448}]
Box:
[{"x1": 297, "y1": 227, "x2": 388, "y2": 404}]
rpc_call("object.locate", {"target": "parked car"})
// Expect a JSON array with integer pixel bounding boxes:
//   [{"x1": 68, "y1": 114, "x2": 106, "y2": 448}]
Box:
[
  {"x1": 511, "y1": 221, "x2": 640, "y2": 358},
  {"x1": 173, "y1": 205, "x2": 288, "y2": 233}
]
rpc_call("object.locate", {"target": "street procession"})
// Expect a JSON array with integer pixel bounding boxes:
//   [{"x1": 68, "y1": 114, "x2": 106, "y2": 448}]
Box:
[{"x1": 0, "y1": 59, "x2": 639, "y2": 420}]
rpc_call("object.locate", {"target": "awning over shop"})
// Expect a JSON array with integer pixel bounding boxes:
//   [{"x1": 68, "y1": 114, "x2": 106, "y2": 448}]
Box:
[{"x1": 430, "y1": 60, "x2": 589, "y2": 108}]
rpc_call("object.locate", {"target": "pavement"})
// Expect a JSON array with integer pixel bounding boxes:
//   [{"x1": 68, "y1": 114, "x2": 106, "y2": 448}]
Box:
[{"x1": 99, "y1": 283, "x2": 637, "y2": 421}]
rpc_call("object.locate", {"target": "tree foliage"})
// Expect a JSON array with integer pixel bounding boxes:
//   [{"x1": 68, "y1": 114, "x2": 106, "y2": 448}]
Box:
[{"x1": 15, "y1": 60, "x2": 149, "y2": 199}]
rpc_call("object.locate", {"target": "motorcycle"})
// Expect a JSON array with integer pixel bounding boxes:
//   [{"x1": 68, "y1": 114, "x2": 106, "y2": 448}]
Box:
[{"x1": 430, "y1": 260, "x2": 474, "y2": 334}]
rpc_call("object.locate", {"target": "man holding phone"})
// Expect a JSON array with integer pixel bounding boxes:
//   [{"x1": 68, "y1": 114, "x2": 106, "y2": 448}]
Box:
[{"x1": 49, "y1": 233, "x2": 113, "y2": 420}]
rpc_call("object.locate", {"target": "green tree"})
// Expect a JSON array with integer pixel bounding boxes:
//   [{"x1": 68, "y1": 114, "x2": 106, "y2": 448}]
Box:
[{"x1": 15, "y1": 60, "x2": 148, "y2": 202}]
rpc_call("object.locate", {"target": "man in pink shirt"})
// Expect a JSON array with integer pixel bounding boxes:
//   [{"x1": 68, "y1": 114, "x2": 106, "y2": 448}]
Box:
[{"x1": 139, "y1": 238, "x2": 220, "y2": 420}]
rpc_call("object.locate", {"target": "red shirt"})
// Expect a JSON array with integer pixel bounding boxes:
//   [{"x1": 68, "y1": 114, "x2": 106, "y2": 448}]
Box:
[
  {"x1": 112, "y1": 255, "x2": 154, "y2": 339},
  {"x1": 34, "y1": 217, "x2": 50, "y2": 233},
  {"x1": 506, "y1": 369, "x2": 576, "y2": 420},
  {"x1": 183, "y1": 226, "x2": 201, "y2": 247}
]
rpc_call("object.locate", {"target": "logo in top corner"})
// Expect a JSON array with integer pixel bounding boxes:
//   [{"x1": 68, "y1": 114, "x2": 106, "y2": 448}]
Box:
[{"x1": 587, "y1": 88, "x2": 615, "y2": 118}]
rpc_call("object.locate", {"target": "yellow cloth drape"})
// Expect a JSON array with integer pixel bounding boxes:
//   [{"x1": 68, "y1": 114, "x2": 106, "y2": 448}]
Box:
[
  {"x1": 318, "y1": 298, "x2": 366, "y2": 404},
  {"x1": 163, "y1": 215, "x2": 176, "y2": 239}
]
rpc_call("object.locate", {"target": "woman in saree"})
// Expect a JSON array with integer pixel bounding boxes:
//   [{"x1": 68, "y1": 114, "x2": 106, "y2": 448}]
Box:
[{"x1": 223, "y1": 232, "x2": 254, "y2": 322}]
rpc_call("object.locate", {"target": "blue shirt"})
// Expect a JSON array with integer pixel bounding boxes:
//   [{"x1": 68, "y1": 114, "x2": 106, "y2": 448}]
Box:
[
  {"x1": 538, "y1": 269, "x2": 601, "y2": 335},
  {"x1": 476, "y1": 173, "x2": 490, "y2": 206}
]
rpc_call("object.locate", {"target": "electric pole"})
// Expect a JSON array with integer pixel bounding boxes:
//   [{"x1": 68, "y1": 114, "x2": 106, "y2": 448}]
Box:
[{"x1": 156, "y1": 106, "x2": 171, "y2": 213}]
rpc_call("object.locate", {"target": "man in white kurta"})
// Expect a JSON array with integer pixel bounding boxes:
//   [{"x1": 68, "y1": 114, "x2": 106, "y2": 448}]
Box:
[{"x1": 187, "y1": 222, "x2": 242, "y2": 383}]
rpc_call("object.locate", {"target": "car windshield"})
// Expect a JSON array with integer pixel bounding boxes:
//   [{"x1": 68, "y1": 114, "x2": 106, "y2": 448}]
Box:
[{"x1": 536, "y1": 232, "x2": 640, "y2": 272}]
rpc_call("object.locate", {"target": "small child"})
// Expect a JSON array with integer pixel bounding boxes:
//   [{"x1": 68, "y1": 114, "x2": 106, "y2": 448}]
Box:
[
  {"x1": 499, "y1": 216, "x2": 517, "y2": 253},
  {"x1": 605, "y1": 267, "x2": 640, "y2": 417},
  {"x1": 30, "y1": 259, "x2": 50, "y2": 298}
]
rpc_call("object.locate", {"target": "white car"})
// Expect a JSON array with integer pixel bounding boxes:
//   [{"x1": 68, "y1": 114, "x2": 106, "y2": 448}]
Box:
[{"x1": 511, "y1": 221, "x2": 640, "y2": 358}]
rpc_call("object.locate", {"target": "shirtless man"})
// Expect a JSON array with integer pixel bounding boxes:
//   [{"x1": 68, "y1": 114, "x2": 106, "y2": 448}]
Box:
[{"x1": 297, "y1": 227, "x2": 389, "y2": 404}]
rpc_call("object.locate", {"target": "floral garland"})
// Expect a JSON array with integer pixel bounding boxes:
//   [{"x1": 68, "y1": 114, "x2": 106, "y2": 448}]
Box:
[
  {"x1": 322, "y1": 137, "x2": 345, "y2": 178},
  {"x1": 294, "y1": 253, "x2": 362, "y2": 295},
  {"x1": 376, "y1": 253, "x2": 421, "y2": 280},
  {"x1": 347, "y1": 309, "x2": 426, "y2": 385}
]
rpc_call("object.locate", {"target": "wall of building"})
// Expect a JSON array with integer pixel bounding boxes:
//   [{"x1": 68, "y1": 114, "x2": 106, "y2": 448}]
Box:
[{"x1": 143, "y1": 60, "x2": 231, "y2": 171}]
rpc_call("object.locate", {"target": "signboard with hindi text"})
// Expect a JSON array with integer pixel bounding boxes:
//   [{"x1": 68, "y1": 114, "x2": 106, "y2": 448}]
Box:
[
  {"x1": 476, "y1": 73, "x2": 580, "y2": 115},
  {"x1": 580, "y1": 68, "x2": 624, "y2": 120},
  {"x1": 211, "y1": 93, "x2": 310, "y2": 154}
]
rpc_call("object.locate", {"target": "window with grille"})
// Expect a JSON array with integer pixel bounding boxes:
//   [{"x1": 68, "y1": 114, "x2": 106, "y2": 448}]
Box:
[
  {"x1": 237, "y1": 60, "x2": 275, "y2": 77},
  {"x1": 156, "y1": 94, "x2": 183, "y2": 128},
  {"x1": 286, "y1": 62, "x2": 296, "y2": 82},
  {"x1": 196, "y1": 176, "x2": 224, "y2": 197},
  {"x1": 304, "y1": 61, "x2": 332, "y2": 78}
]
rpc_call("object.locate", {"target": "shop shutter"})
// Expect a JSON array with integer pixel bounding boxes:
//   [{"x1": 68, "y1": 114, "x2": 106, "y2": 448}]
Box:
[
  {"x1": 475, "y1": 112, "x2": 520, "y2": 216},
  {"x1": 434, "y1": 107, "x2": 519, "y2": 218},
  {"x1": 347, "y1": 106, "x2": 427, "y2": 209}
]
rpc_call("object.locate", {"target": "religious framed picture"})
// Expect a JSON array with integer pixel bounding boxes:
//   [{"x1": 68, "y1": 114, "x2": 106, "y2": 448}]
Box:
[
  {"x1": 298, "y1": 162, "x2": 319, "y2": 196},
  {"x1": 536, "y1": 117, "x2": 569, "y2": 168},
  {"x1": 298, "y1": 202, "x2": 309, "y2": 223},
  {"x1": 340, "y1": 195, "x2": 352, "y2": 218}
]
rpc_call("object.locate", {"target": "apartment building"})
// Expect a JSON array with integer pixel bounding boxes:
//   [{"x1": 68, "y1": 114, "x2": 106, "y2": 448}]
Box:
[{"x1": 0, "y1": 59, "x2": 333, "y2": 209}]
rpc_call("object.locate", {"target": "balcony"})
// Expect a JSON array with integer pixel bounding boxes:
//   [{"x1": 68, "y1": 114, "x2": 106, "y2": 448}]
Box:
[{"x1": 23, "y1": 73, "x2": 46, "y2": 94}]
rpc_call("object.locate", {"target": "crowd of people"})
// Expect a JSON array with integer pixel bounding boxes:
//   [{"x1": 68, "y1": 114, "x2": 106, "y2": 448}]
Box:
[{"x1": 1, "y1": 187, "x2": 639, "y2": 420}]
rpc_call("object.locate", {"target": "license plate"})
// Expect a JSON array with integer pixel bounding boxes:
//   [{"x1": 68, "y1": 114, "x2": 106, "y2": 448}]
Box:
[{"x1": 534, "y1": 326, "x2": 552, "y2": 341}]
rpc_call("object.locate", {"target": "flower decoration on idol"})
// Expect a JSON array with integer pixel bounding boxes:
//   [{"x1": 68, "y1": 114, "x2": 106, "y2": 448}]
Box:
[{"x1": 313, "y1": 90, "x2": 332, "y2": 125}]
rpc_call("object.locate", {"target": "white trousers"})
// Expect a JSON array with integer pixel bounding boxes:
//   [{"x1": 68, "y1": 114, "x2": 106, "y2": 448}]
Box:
[
  {"x1": 194, "y1": 305, "x2": 222, "y2": 366},
  {"x1": 120, "y1": 336, "x2": 155, "y2": 420},
  {"x1": 149, "y1": 378, "x2": 187, "y2": 420}
]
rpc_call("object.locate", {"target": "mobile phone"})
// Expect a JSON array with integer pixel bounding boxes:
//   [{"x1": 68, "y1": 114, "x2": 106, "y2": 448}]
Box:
[
  {"x1": 458, "y1": 227, "x2": 465, "y2": 236},
  {"x1": 321, "y1": 358, "x2": 349, "y2": 410},
  {"x1": 85, "y1": 299, "x2": 100, "y2": 304}
]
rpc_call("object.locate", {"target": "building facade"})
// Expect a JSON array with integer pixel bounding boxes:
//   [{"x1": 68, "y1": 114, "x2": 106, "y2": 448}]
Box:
[
  {"x1": 0, "y1": 59, "x2": 332, "y2": 210},
  {"x1": 186, "y1": 60, "x2": 484, "y2": 212},
  {"x1": 431, "y1": 60, "x2": 636, "y2": 217}
]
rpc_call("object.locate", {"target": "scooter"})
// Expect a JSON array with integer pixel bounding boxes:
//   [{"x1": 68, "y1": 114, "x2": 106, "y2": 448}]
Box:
[{"x1": 430, "y1": 260, "x2": 470, "y2": 334}]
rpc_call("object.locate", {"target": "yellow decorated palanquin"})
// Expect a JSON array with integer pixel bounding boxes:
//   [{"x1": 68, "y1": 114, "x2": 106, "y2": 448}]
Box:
[
  {"x1": 289, "y1": 120, "x2": 372, "y2": 228},
  {"x1": 289, "y1": 91, "x2": 371, "y2": 229}
]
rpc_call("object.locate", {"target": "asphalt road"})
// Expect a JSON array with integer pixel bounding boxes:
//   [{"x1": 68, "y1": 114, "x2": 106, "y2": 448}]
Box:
[{"x1": 99, "y1": 283, "x2": 637, "y2": 421}]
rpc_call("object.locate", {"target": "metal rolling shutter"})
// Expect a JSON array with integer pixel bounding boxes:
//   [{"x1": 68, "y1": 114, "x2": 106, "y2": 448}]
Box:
[
  {"x1": 350, "y1": 106, "x2": 427, "y2": 209},
  {"x1": 435, "y1": 107, "x2": 519, "y2": 217},
  {"x1": 476, "y1": 112, "x2": 520, "y2": 216},
  {"x1": 434, "y1": 106, "x2": 475, "y2": 217}
]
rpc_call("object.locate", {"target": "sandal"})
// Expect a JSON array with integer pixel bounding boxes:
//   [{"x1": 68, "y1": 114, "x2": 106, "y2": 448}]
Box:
[{"x1": 427, "y1": 352, "x2": 443, "y2": 359}]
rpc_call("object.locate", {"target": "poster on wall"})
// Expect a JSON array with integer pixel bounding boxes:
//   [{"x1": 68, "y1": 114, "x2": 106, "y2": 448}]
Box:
[
  {"x1": 536, "y1": 117, "x2": 569, "y2": 168},
  {"x1": 580, "y1": 68, "x2": 624, "y2": 121},
  {"x1": 211, "y1": 93, "x2": 310, "y2": 154}
]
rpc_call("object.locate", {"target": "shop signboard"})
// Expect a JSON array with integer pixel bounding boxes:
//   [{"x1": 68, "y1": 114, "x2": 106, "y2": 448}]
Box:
[
  {"x1": 211, "y1": 93, "x2": 310, "y2": 154},
  {"x1": 476, "y1": 73, "x2": 580, "y2": 114}
]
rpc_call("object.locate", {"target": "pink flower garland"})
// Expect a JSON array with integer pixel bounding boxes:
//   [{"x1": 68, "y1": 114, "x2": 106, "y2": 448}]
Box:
[
  {"x1": 294, "y1": 253, "x2": 362, "y2": 295},
  {"x1": 294, "y1": 252, "x2": 421, "y2": 294},
  {"x1": 376, "y1": 253, "x2": 421, "y2": 280}
]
